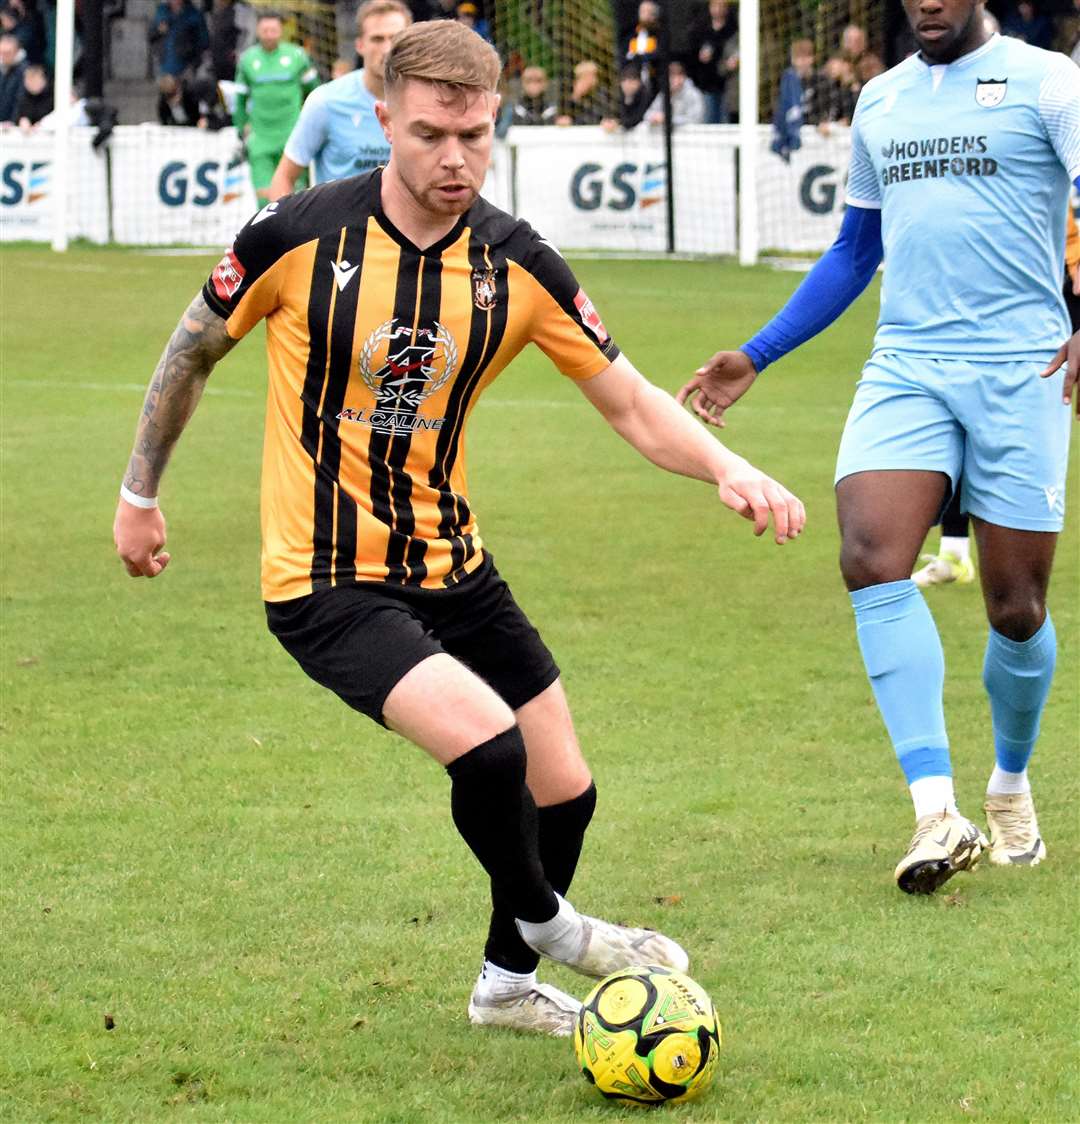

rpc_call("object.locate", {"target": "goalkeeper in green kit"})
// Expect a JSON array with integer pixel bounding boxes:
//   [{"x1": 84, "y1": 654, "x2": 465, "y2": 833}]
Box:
[{"x1": 233, "y1": 10, "x2": 320, "y2": 202}]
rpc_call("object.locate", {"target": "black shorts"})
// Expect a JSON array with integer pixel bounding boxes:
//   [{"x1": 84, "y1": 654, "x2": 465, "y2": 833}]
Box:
[{"x1": 265, "y1": 553, "x2": 560, "y2": 725}]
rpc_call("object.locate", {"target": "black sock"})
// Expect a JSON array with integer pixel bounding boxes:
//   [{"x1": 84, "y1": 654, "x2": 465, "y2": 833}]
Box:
[
  {"x1": 941, "y1": 488, "x2": 968, "y2": 539},
  {"x1": 446, "y1": 728, "x2": 557, "y2": 925},
  {"x1": 483, "y1": 782, "x2": 598, "y2": 973}
]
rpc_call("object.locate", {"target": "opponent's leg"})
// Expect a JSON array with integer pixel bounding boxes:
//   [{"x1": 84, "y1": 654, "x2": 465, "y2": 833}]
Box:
[
  {"x1": 913, "y1": 487, "x2": 976, "y2": 588},
  {"x1": 972, "y1": 520, "x2": 1057, "y2": 866},
  {"x1": 838, "y1": 470, "x2": 986, "y2": 893}
]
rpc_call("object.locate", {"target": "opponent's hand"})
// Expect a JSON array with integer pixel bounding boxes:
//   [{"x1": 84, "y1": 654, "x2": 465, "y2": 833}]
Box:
[
  {"x1": 1039, "y1": 328, "x2": 1080, "y2": 418},
  {"x1": 676, "y1": 350, "x2": 758, "y2": 428},
  {"x1": 114, "y1": 499, "x2": 171, "y2": 578},
  {"x1": 717, "y1": 455, "x2": 805, "y2": 544}
]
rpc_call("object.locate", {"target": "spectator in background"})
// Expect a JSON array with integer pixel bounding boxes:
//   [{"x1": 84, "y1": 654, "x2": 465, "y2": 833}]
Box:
[
  {"x1": 0, "y1": 31, "x2": 27, "y2": 123},
  {"x1": 414, "y1": 0, "x2": 459, "y2": 20},
  {"x1": 645, "y1": 59, "x2": 704, "y2": 126},
  {"x1": 1058, "y1": 0, "x2": 1079, "y2": 60},
  {"x1": 625, "y1": 0, "x2": 661, "y2": 90},
  {"x1": 330, "y1": 56, "x2": 352, "y2": 78},
  {"x1": 209, "y1": 0, "x2": 241, "y2": 82},
  {"x1": 157, "y1": 72, "x2": 203, "y2": 125},
  {"x1": 233, "y1": 10, "x2": 319, "y2": 202},
  {"x1": 512, "y1": 64, "x2": 557, "y2": 125},
  {"x1": 15, "y1": 60, "x2": 49, "y2": 131},
  {"x1": 770, "y1": 38, "x2": 817, "y2": 161},
  {"x1": 817, "y1": 53, "x2": 856, "y2": 127},
  {"x1": 151, "y1": 0, "x2": 208, "y2": 77},
  {"x1": 556, "y1": 59, "x2": 613, "y2": 125},
  {"x1": 453, "y1": 2, "x2": 490, "y2": 42},
  {"x1": 690, "y1": 0, "x2": 737, "y2": 123},
  {"x1": 191, "y1": 74, "x2": 232, "y2": 128},
  {"x1": 602, "y1": 61, "x2": 650, "y2": 131},
  {"x1": 36, "y1": 86, "x2": 95, "y2": 129},
  {"x1": 841, "y1": 22, "x2": 867, "y2": 61},
  {"x1": 856, "y1": 52, "x2": 885, "y2": 85},
  {"x1": 1, "y1": 0, "x2": 45, "y2": 65},
  {"x1": 1002, "y1": 1, "x2": 1053, "y2": 50}
]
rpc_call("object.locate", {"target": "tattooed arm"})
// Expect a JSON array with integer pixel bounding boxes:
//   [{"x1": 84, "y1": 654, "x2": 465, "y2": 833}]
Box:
[{"x1": 114, "y1": 293, "x2": 238, "y2": 578}]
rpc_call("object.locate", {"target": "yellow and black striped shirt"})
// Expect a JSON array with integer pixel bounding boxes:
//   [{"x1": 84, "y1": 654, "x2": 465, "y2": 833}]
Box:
[{"x1": 203, "y1": 169, "x2": 619, "y2": 601}]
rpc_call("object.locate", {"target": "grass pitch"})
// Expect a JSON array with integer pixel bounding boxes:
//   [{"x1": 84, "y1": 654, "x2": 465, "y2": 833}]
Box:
[{"x1": 2, "y1": 247, "x2": 1077, "y2": 1123}]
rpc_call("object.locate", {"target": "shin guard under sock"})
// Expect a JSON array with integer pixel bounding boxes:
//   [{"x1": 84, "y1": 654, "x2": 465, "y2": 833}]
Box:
[
  {"x1": 447, "y1": 728, "x2": 557, "y2": 926},
  {"x1": 484, "y1": 782, "x2": 597, "y2": 973}
]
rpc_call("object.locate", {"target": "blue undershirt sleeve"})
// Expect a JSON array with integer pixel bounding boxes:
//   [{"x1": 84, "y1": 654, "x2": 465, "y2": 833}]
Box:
[{"x1": 741, "y1": 204, "x2": 884, "y2": 373}]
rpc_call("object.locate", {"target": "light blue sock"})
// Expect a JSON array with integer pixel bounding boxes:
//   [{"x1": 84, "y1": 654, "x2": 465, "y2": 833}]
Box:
[
  {"x1": 850, "y1": 580, "x2": 952, "y2": 785},
  {"x1": 983, "y1": 612, "x2": 1056, "y2": 776}
]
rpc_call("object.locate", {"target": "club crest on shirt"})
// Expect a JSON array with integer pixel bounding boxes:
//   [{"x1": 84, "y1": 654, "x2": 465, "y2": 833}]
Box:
[
  {"x1": 340, "y1": 319, "x2": 458, "y2": 434},
  {"x1": 471, "y1": 268, "x2": 498, "y2": 311},
  {"x1": 975, "y1": 78, "x2": 1007, "y2": 108}
]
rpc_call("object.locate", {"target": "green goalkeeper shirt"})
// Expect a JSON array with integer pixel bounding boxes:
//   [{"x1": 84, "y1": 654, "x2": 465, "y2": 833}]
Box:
[{"x1": 233, "y1": 41, "x2": 320, "y2": 150}]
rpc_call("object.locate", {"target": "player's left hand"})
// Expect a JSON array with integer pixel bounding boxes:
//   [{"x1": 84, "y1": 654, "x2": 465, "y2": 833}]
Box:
[
  {"x1": 716, "y1": 455, "x2": 806, "y2": 544},
  {"x1": 1039, "y1": 329, "x2": 1080, "y2": 418}
]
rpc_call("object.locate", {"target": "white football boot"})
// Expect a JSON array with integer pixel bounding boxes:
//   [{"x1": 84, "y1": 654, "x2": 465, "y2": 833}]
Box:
[
  {"x1": 894, "y1": 811, "x2": 988, "y2": 895},
  {"x1": 984, "y1": 792, "x2": 1047, "y2": 866},
  {"x1": 468, "y1": 981, "x2": 581, "y2": 1037},
  {"x1": 520, "y1": 897, "x2": 690, "y2": 979}
]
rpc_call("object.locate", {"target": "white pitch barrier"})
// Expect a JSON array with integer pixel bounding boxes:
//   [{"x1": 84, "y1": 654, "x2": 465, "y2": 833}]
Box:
[{"x1": 4, "y1": 123, "x2": 851, "y2": 256}]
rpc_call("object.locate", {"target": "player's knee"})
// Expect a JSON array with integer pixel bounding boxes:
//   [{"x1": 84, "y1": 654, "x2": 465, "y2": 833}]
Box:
[
  {"x1": 985, "y1": 590, "x2": 1046, "y2": 642},
  {"x1": 446, "y1": 726, "x2": 527, "y2": 782},
  {"x1": 839, "y1": 536, "x2": 905, "y2": 590}
]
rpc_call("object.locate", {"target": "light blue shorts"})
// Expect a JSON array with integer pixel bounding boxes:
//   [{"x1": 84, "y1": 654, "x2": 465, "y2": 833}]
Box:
[{"x1": 834, "y1": 352, "x2": 1071, "y2": 532}]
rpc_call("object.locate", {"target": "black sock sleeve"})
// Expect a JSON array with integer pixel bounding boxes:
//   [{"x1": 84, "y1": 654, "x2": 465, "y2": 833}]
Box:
[
  {"x1": 447, "y1": 728, "x2": 557, "y2": 925},
  {"x1": 482, "y1": 780, "x2": 597, "y2": 973}
]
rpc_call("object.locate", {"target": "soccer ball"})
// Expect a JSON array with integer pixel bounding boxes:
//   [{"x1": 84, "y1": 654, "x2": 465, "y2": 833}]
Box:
[{"x1": 573, "y1": 966, "x2": 721, "y2": 1105}]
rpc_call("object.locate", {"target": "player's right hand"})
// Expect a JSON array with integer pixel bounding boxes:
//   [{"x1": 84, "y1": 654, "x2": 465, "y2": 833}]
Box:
[
  {"x1": 114, "y1": 500, "x2": 171, "y2": 578},
  {"x1": 716, "y1": 454, "x2": 805, "y2": 544},
  {"x1": 676, "y1": 349, "x2": 758, "y2": 428}
]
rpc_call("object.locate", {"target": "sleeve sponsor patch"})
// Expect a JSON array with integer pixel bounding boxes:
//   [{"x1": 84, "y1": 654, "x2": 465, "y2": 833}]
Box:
[
  {"x1": 211, "y1": 250, "x2": 246, "y2": 302},
  {"x1": 573, "y1": 288, "x2": 609, "y2": 344}
]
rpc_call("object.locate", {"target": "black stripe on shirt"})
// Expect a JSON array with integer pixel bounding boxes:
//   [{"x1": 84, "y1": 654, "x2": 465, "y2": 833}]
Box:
[
  {"x1": 432, "y1": 238, "x2": 510, "y2": 585},
  {"x1": 299, "y1": 231, "x2": 341, "y2": 589},
  {"x1": 367, "y1": 247, "x2": 422, "y2": 583}
]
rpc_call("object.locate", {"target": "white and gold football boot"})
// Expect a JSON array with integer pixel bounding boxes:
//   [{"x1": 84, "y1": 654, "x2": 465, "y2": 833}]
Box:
[
  {"x1": 518, "y1": 895, "x2": 690, "y2": 980},
  {"x1": 912, "y1": 550, "x2": 977, "y2": 589},
  {"x1": 984, "y1": 792, "x2": 1047, "y2": 866},
  {"x1": 894, "y1": 811, "x2": 988, "y2": 895},
  {"x1": 468, "y1": 981, "x2": 581, "y2": 1037},
  {"x1": 552, "y1": 912, "x2": 690, "y2": 979}
]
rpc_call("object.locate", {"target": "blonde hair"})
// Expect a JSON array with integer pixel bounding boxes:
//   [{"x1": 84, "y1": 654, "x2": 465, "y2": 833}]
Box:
[
  {"x1": 356, "y1": 0, "x2": 411, "y2": 35},
  {"x1": 383, "y1": 20, "x2": 501, "y2": 97}
]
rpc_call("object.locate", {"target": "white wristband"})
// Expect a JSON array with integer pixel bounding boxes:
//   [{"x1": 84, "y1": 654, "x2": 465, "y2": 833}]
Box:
[{"x1": 119, "y1": 484, "x2": 159, "y2": 509}]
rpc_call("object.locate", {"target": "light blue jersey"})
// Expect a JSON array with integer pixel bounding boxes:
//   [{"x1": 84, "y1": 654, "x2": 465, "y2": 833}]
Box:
[
  {"x1": 282, "y1": 69, "x2": 389, "y2": 184},
  {"x1": 845, "y1": 35, "x2": 1080, "y2": 361}
]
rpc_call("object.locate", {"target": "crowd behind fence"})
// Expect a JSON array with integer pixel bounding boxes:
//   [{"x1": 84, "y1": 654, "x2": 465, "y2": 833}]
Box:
[
  {"x1": 2, "y1": 0, "x2": 1077, "y2": 136},
  {"x1": 2, "y1": 0, "x2": 1078, "y2": 254}
]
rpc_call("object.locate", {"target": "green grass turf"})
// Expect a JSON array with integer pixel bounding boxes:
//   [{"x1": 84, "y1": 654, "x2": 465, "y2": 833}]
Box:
[{"x1": 1, "y1": 247, "x2": 1077, "y2": 1123}]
